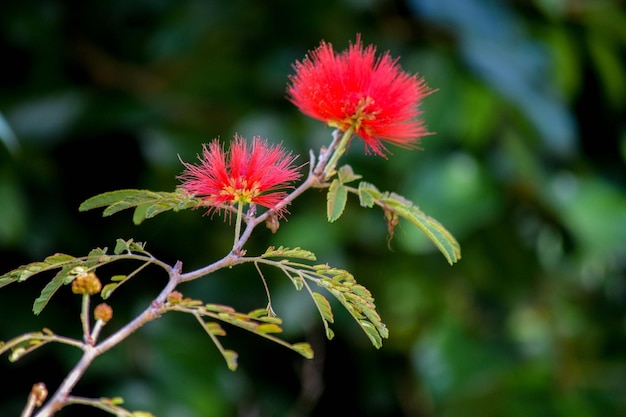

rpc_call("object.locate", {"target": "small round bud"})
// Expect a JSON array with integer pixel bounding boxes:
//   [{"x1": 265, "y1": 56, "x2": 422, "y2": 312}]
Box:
[
  {"x1": 31, "y1": 382, "x2": 47, "y2": 406},
  {"x1": 167, "y1": 291, "x2": 183, "y2": 305},
  {"x1": 94, "y1": 303, "x2": 113, "y2": 323},
  {"x1": 71, "y1": 272, "x2": 102, "y2": 295}
]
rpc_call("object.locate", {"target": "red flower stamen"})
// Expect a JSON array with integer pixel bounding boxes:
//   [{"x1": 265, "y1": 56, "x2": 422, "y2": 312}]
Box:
[
  {"x1": 287, "y1": 35, "x2": 431, "y2": 157},
  {"x1": 178, "y1": 135, "x2": 301, "y2": 216}
]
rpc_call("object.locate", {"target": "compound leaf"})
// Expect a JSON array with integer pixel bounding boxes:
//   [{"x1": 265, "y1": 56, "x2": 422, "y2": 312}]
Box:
[
  {"x1": 356, "y1": 185, "x2": 461, "y2": 264},
  {"x1": 79, "y1": 189, "x2": 200, "y2": 224},
  {"x1": 262, "y1": 246, "x2": 317, "y2": 261}
]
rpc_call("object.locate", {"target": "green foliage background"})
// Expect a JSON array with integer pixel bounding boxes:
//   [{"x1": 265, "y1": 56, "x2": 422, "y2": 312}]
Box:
[{"x1": 1, "y1": 0, "x2": 625, "y2": 416}]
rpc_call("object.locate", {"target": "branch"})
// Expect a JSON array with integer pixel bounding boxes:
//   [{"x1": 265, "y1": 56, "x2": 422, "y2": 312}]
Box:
[
  {"x1": 33, "y1": 259, "x2": 178, "y2": 416},
  {"x1": 25, "y1": 140, "x2": 350, "y2": 416}
]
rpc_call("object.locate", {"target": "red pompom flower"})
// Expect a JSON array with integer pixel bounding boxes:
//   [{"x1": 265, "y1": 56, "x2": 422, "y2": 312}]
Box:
[
  {"x1": 287, "y1": 35, "x2": 430, "y2": 157},
  {"x1": 178, "y1": 135, "x2": 301, "y2": 216}
]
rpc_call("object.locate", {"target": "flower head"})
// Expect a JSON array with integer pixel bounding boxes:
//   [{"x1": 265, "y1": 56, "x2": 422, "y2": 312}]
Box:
[
  {"x1": 71, "y1": 272, "x2": 102, "y2": 295},
  {"x1": 287, "y1": 35, "x2": 430, "y2": 157},
  {"x1": 94, "y1": 303, "x2": 113, "y2": 323},
  {"x1": 178, "y1": 135, "x2": 301, "y2": 216}
]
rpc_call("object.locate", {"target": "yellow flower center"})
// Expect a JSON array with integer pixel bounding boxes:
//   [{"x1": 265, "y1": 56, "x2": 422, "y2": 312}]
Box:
[
  {"x1": 222, "y1": 178, "x2": 261, "y2": 204},
  {"x1": 330, "y1": 95, "x2": 379, "y2": 133}
]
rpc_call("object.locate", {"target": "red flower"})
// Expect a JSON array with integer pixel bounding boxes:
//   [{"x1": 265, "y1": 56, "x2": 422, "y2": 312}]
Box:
[
  {"x1": 287, "y1": 35, "x2": 430, "y2": 157},
  {"x1": 178, "y1": 135, "x2": 301, "y2": 215}
]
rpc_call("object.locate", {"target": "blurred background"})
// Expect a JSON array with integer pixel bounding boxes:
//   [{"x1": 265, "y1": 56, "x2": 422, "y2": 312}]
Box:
[{"x1": 1, "y1": 0, "x2": 625, "y2": 416}]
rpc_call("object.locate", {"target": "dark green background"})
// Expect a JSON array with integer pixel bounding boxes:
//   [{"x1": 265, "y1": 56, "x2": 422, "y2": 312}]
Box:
[{"x1": 1, "y1": 0, "x2": 625, "y2": 416}]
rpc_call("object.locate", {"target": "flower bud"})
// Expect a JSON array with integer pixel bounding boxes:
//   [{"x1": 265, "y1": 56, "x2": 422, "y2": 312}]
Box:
[
  {"x1": 31, "y1": 382, "x2": 47, "y2": 406},
  {"x1": 167, "y1": 291, "x2": 183, "y2": 305},
  {"x1": 94, "y1": 303, "x2": 113, "y2": 323},
  {"x1": 71, "y1": 272, "x2": 102, "y2": 295}
]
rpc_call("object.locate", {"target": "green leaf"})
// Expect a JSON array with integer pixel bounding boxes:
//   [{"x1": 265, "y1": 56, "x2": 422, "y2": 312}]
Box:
[
  {"x1": 0, "y1": 241, "x2": 152, "y2": 311},
  {"x1": 143, "y1": 201, "x2": 183, "y2": 220},
  {"x1": 101, "y1": 283, "x2": 118, "y2": 300},
  {"x1": 256, "y1": 255, "x2": 387, "y2": 348},
  {"x1": 312, "y1": 291, "x2": 335, "y2": 340},
  {"x1": 316, "y1": 274, "x2": 388, "y2": 349},
  {"x1": 132, "y1": 204, "x2": 150, "y2": 225},
  {"x1": 3, "y1": 331, "x2": 52, "y2": 362},
  {"x1": 78, "y1": 189, "x2": 200, "y2": 224},
  {"x1": 392, "y1": 203, "x2": 461, "y2": 265},
  {"x1": 86, "y1": 247, "x2": 109, "y2": 262},
  {"x1": 204, "y1": 304, "x2": 236, "y2": 313},
  {"x1": 100, "y1": 190, "x2": 162, "y2": 215},
  {"x1": 359, "y1": 320, "x2": 383, "y2": 349},
  {"x1": 114, "y1": 239, "x2": 130, "y2": 255},
  {"x1": 357, "y1": 186, "x2": 461, "y2": 264},
  {"x1": 338, "y1": 165, "x2": 362, "y2": 183},
  {"x1": 256, "y1": 323, "x2": 283, "y2": 334},
  {"x1": 112, "y1": 238, "x2": 147, "y2": 255},
  {"x1": 0, "y1": 263, "x2": 41, "y2": 288},
  {"x1": 312, "y1": 292, "x2": 334, "y2": 324},
  {"x1": 261, "y1": 246, "x2": 317, "y2": 261},
  {"x1": 247, "y1": 308, "x2": 270, "y2": 318},
  {"x1": 325, "y1": 326, "x2": 336, "y2": 340},
  {"x1": 358, "y1": 181, "x2": 380, "y2": 208},
  {"x1": 247, "y1": 308, "x2": 282, "y2": 324},
  {"x1": 327, "y1": 179, "x2": 348, "y2": 222},
  {"x1": 223, "y1": 349, "x2": 239, "y2": 371},
  {"x1": 291, "y1": 342, "x2": 314, "y2": 359},
  {"x1": 107, "y1": 397, "x2": 125, "y2": 406},
  {"x1": 178, "y1": 301, "x2": 315, "y2": 366},
  {"x1": 218, "y1": 312, "x2": 258, "y2": 331},
  {"x1": 205, "y1": 322, "x2": 226, "y2": 336},
  {"x1": 44, "y1": 253, "x2": 76, "y2": 263},
  {"x1": 289, "y1": 272, "x2": 305, "y2": 291},
  {"x1": 0, "y1": 253, "x2": 77, "y2": 288},
  {"x1": 32, "y1": 266, "x2": 74, "y2": 315}
]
